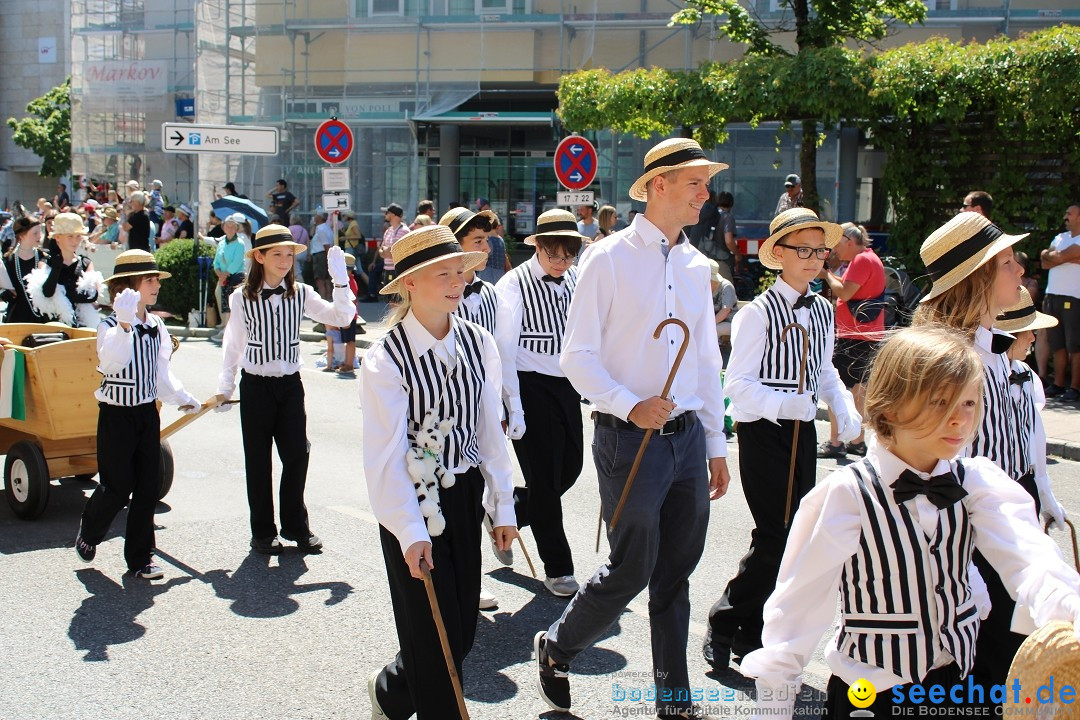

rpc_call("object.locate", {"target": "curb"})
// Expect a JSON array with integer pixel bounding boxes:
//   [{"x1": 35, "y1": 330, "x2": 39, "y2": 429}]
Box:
[{"x1": 167, "y1": 325, "x2": 378, "y2": 349}]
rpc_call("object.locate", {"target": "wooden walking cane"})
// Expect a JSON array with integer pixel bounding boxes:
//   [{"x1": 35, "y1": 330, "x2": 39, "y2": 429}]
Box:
[
  {"x1": 594, "y1": 319, "x2": 692, "y2": 551},
  {"x1": 418, "y1": 559, "x2": 470, "y2": 720},
  {"x1": 781, "y1": 323, "x2": 810, "y2": 529}
]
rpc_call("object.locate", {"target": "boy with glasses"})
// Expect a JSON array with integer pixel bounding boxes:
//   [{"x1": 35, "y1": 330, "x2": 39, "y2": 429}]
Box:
[
  {"x1": 494, "y1": 208, "x2": 586, "y2": 597},
  {"x1": 705, "y1": 207, "x2": 861, "y2": 670}
]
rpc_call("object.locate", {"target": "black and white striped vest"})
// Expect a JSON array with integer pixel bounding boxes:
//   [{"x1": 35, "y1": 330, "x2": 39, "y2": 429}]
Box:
[
  {"x1": 837, "y1": 459, "x2": 979, "y2": 683},
  {"x1": 752, "y1": 285, "x2": 832, "y2": 402},
  {"x1": 1011, "y1": 366, "x2": 1036, "y2": 480},
  {"x1": 454, "y1": 280, "x2": 498, "y2": 335},
  {"x1": 972, "y1": 352, "x2": 1026, "y2": 482},
  {"x1": 513, "y1": 264, "x2": 577, "y2": 356},
  {"x1": 382, "y1": 316, "x2": 487, "y2": 470},
  {"x1": 240, "y1": 284, "x2": 306, "y2": 367},
  {"x1": 97, "y1": 315, "x2": 160, "y2": 406}
]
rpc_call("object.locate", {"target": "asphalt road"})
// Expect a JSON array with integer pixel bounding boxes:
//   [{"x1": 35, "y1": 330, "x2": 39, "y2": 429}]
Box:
[{"x1": 1, "y1": 337, "x2": 1078, "y2": 720}]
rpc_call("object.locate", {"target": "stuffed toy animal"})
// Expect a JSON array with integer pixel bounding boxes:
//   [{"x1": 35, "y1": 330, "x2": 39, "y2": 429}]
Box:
[{"x1": 405, "y1": 411, "x2": 456, "y2": 537}]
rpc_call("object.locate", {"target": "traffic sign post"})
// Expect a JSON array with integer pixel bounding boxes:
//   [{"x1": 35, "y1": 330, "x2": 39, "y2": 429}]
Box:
[
  {"x1": 315, "y1": 118, "x2": 354, "y2": 165},
  {"x1": 554, "y1": 135, "x2": 598, "y2": 191},
  {"x1": 161, "y1": 123, "x2": 279, "y2": 155}
]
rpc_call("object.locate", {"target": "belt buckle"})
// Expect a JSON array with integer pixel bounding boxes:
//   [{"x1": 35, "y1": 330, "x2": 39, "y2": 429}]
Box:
[{"x1": 659, "y1": 419, "x2": 675, "y2": 436}]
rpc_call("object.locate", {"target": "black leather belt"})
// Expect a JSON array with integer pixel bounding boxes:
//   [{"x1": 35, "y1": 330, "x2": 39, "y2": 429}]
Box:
[{"x1": 594, "y1": 410, "x2": 697, "y2": 436}]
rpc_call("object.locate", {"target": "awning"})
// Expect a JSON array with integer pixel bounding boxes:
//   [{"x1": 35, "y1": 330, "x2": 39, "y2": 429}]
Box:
[{"x1": 411, "y1": 110, "x2": 554, "y2": 126}]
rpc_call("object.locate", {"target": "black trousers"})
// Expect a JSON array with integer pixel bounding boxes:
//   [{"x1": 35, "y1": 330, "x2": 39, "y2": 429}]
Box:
[
  {"x1": 80, "y1": 402, "x2": 161, "y2": 571},
  {"x1": 511, "y1": 371, "x2": 583, "y2": 578},
  {"x1": 373, "y1": 468, "x2": 484, "y2": 720},
  {"x1": 707, "y1": 418, "x2": 817, "y2": 654},
  {"x1": 239, "y1": 371, "x2": 311, "y2": 540},
  {"x1": 824, "y1": 663, "x2": 965, "y2": 718}
]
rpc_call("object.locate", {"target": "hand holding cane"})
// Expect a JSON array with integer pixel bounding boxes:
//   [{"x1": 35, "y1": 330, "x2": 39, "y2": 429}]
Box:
[
  {"x1": 418, "y1": 559, "x2": 470, "y2": 720},
  {"x1": 781, "y1": 322, "x2": 810, "y2": 529},
  {"x1": 596, "y1": 319, "x2": 691, "y2": 551}
]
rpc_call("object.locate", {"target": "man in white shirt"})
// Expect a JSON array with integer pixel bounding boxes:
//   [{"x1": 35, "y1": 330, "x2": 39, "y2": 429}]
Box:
[
  {"x1": 576, "y1": 201, "x2": 598, "y2": 240},
  {"x1": 533, "y1": 138, "x2": 731, "y2": 719},
  {"x1": 1040, "y1": 202, "x2": 1080, "y2": 402}
]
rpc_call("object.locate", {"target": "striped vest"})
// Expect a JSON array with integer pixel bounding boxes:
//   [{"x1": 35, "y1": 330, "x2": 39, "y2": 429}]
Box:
[
  {"x1": 1010, "y1": 364, "x2": 1036, "y2": 479},
  {"x1": 454, "y1": 280, "x2": 498, "y2": 335},
  {"x1": 971, "y1": 351, "x2": 1026, "y2": 482},
  {"x1": 752, "y1": 286, "x2": 832, "y2": 402},
  {"x1": 240, "y1": 284, "x2": 306, "y2": 367},
  {"x1": 381, "y1": 316, "x2": 487, "y2": 470},
  {"x1": 98, "y1": 315, "x2": 160, "y2": 406},
  {"x1": 514, "y1": 264, "x2": 577, "y2": 355},
  {"x1": 838, "y1": 459, "x2": 979, "y2": 683}
]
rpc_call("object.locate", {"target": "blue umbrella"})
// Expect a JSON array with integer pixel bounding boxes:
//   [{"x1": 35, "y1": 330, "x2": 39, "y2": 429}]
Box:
[{"x1": 211, "y1": 196, "x2": 270, "y2": 232}]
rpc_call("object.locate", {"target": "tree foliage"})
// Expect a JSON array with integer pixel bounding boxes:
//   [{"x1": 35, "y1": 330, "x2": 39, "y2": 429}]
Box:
[{"x1": 6, "y1": 78, "x2": 72, "y2": 178}]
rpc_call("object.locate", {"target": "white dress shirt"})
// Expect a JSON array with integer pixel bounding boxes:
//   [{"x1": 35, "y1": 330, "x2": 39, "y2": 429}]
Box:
[
  {"x1": 559, "y1": 214, "x2": 727, "y2": 458},
  {"x1": 725, "y1": 276, "x2": 854, "y2": 424},
  {"x1": 217, "y1": 281, "x2": 355, "y2": 398},
  {"x1": 360, "y1": 311, "x2": 516, "y2": 556},
  {"x1": 740, "y1": 443, "x2": 1080, "y2": 717},
  {"x1": 494, "y1": 254, "x2": 568, "y2": 412},
  {"x1": 96, "y1": 314, "x2": 193, "y2": 407}
]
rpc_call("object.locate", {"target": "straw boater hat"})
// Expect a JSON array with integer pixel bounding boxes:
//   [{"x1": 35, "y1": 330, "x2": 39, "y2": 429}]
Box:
[
  {"x1": 758, "y1": 208, "x2": 842, "y2": 271},
  {"x1": 995, "y1": 287, "x2": 1058, "y2": 333},
  {"x1": 343, "y1": 253, "x2": 356, "y2": 268},
  {"x1": 524, "y1": 209, "x2": 587, "y2": 247},
  {"x1": 105, "y1": 249, "x2": 172, "y2": 282},
  {"x1": 438, "y1": 207, "x2": 497, "y2": 238},
  {"x1": 245, "y1": 223, "x2": 308, "y2": 258},
  {"x1": 628, "y1": 138, "x2": 729, "y2": 202},
  {"x1": 919, "y1": 212, "x2": 1027, "y2": 303},
  {"x1": 52, "y1": 212, "x2": 89, "y2": 236},
  {"x1": 379, "y1": 224, "x2": 487, "y2": 296},
  {"x1": 1006, "y1": 621, "x2": 1080, "y2": 719},
  {"x1": 708, "y1": 258, "x2": 722, "y2": 285}
]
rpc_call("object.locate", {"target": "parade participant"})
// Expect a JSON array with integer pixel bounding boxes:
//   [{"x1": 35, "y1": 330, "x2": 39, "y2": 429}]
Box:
[
  {"x1": 535, "y1": 138, "x2": 730, "y2": 718},
  {"x1": 739, "y1": 325, "x2": 1080, "y2": 719},
  {"x1": 75, "y1": 250, "x2": 201, "y2": 579},
  {"x1": 705, "y1": 207, "x2": 860, "y2": 669},
  {"x1": 0, "y1": 217, "x2": 48, "y2": 323},
  {"x1": 26, "y1": 212, "x2": 104, "y2": 328},
  {"x1": 494, "y1": 208, "x2": 585, "y2": 598},
  {"x1": 216, "y1": 225, "x2": 355, "y2": 555},
  {"x1": 911, "y1": 212, "x2": 1032, "y2": 693},
  {"x1": 361, "y1": 224, "x2": 517, "y2": 720}
]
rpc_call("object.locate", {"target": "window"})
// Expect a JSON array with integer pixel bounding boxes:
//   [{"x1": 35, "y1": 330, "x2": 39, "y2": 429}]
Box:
[
  {"x1": 370, "y1": 0, "x2": 403, "y2": 15},
  {"x1": 924, "y1": 0, "x2": 956, "y2": 9},
  {"x1": 476, "y1": 0, "x2": 509, "y2": 11}
]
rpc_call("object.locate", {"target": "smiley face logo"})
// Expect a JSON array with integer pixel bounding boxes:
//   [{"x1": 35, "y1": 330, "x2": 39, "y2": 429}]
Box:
[{"x1": 848, "y1": 678, "x2": 876, "y2": 709}]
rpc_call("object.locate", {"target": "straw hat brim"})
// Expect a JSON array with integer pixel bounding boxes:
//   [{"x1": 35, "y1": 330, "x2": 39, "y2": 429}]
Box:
[
  {"x1": 996, "y1": 309, "x2": 1059, "y2": 334},
  {"x1": 758, "y1": 220, "x2": 843, "y2": 271},
  {"x1": 105, "y1": 269, "x2": 172, "y2": 282},
  {"x1": 1006, "y1": 621, "x2": 1080, "y2": 718},
  {"x1": 380, "y1": 251, "x2": 489, "y2": 296},
  {"x1": 524, "y1": 228, "x2": 588, "y2": 247},
  {"x1": 921, "y1": 230, "x2": 1027, "y2": 303},
  {"x1": 245, "y1": 240, "x2": 308, "y2": 258},
  {"x1": 629, "y1": 158, "x2": 728, "y2": 203}
]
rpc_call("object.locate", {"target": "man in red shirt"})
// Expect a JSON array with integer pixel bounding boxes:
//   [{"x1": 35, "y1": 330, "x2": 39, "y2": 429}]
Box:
[{"x1": 820, "y1": 223, "x2": 885, "y2": 457}]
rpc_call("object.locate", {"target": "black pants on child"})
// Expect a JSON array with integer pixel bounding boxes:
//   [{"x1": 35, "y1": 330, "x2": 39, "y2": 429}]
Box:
[
  {"x1": 511, "y1": 371, "x2": 583, "y2": 579},
  {"x1": 372, "y1": 467, "x2": 484, "y2": 720},
  {"x1": 823, "y1": 663, "x2": 964, "y2": 718},
  {"x1": 239, "y1": 371, "x2": 311, "y2": 540},
  {"x1": 707, "y1": 417, "x2": 817, "y2": 655},
  {"x1": 80, "y1": 402, "x2": 161, "y2": 572}
]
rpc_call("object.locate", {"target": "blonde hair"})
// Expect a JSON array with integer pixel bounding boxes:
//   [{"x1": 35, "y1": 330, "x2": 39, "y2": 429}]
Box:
[
  {"x1": 386, "y1": 291, "x2": 411, "y2": 326},
  {"x1": 863, "y1": 325, "x2": 983, "y2": 442},
  {"x1": 912, "y1": 259, "x2": 997, "y2": 336},
  {"x1": 598, "y1": 205, "x2": 617, "y2": 234}
]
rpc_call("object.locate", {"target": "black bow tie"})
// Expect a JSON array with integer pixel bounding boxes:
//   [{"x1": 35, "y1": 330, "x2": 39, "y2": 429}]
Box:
[
  {"x1": 136, "y1": 323, "x2": 158, "y2": 339},
  {"x1": 892, "y1": 469, "x2": 968, "y2": 510},
  {"x1": 261, "y1": 286, "x2": 286, "y2": 301},
  {"x1": 542, "y1": 275, "x2": 564, "y2": 285},
  {"x1": 1010, "y1": 369, "x2": 1032, "y2": 387},
  {"x1": 463, "y1": 280, "x2": 484, "y2": 298},
  {"x1": 792, "y1": 294, "x2": 814, "y2": 310},
  {"x1": 991, "y1": 333, "x2": 1015, "y2": 355}
]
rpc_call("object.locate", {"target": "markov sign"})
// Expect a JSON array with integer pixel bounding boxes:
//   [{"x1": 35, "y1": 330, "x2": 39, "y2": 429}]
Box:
[{"x1": 80, "y1": 61, "x2": 168, "y2": 112}]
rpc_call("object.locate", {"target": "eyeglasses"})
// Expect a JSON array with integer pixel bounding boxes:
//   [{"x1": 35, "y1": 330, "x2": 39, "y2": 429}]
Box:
[
  {"x1": 542, "y1": 249, "x2": 576, "y2": 264},
  {"x1": 775, "y1": 243, "x2": 831, "y2": 260},
  {"x1": 961, "y1": 203, "x2": 973, "y2": 209}
]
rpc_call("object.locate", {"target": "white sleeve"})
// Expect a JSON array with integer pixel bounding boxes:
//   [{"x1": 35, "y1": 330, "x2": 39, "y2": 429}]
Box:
[
  {"x1": 691, "y1": 267, "x2": 727, "y2": 458},
  {"x1": 475, "y1": 330, "x2": 516, "y2": 527},
  {"x1": 96, "y1": 320, "x2": 134, "y2": 374},
  {"x1": 493, "y1": 273, "x2": 524, "y2": 413},
  {"x1": 301, "y1": 283, "x2": 355, "y2": 327},
  {"x1": 724, "y1": 304, "x2": 786, "y2": 422},
  {"x1": 216, "y1": 288, "x2": 246, "y2": 398}
]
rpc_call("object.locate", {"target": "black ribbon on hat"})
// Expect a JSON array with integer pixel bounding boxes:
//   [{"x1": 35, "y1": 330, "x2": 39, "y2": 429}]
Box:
[
  {"x1": 996, "y1": 305, "x2": 1035, "y2": 324},
  {"x1": 261, "y1": 285, "x2": 286, "y2": 301},
  {"x1": 463, "y1": 280, "x2": 484, "y2": 298},
  {"x1": 925, "y1": 224, "x2": 1004, "y2": 281},
  {"x1": 250, "y1": 230, "x2": 294, "y2": 253},
  {"x1": 136, "y1": 323, "x2": 159, "y2": 339},
  {"x1": 542, "y1": 275, "x2": 564, "y2": 285},
  {"x1": 446, "y1": 208, "x2": 475, "y2": 235},
  {"x1": 770, "y1": 212, "x2": 825, "y2": 238},
  {"x1": 1010, "y1": 369, "x2": 1032, "y2": 386},
  {"x1": 991, "y1": 333, "x2": 1015, "y2": 355},
  {"x1": 394, "y1": 241, "x2": 463, "y2": 277},
  {"x1": 793, "y1": 294, "x2": 814, "y2": 310},
  {"x1": 115, "y1": 260, "x2": 160, "y2": 275},
  {"x1": 535, "y1": 220, "x2": 580, "y2": 235},
  {"x1": 892, "y1": 469, "x2": 968, "y2": 509},
  {"x1": 642, "y1": 146, "x2": 707, "y2": 173}
]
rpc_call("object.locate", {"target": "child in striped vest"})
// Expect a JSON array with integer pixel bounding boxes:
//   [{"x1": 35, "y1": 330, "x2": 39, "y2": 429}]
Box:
[
  {"x1": 75, "y1": 250, "x2": 201, "y2": 579},
  {"x1": 740, "y1": 325, "x2": 1080, "y2": 719}
]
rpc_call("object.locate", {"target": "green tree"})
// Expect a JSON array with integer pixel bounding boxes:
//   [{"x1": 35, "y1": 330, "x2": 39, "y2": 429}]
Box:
[
  {"x1": 6, "y1": 78, "x2": 72, "y2": 178},
  {"x1": 669, "y1": 0, "x2": 926, "y2": 211}
]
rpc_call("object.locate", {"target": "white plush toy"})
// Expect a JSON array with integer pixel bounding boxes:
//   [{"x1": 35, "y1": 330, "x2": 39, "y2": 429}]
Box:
[{"x1": 405, "y1": 411, "x2": 456, "y2": 537}]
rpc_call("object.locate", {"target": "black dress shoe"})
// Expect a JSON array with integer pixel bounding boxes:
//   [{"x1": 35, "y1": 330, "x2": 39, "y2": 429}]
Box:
[
  {"x1": 251, "y1": 536, "x2": 284, "y2": 555},
  {"x1": 282, "y1": 531, "x2": 323, "y2": 553},
  {"x1": 702, "y1": 632, "x2": 731, "y2": 671}
]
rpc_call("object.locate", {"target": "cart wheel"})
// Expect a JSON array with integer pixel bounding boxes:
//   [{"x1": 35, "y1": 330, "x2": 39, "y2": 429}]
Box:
[
  {"x1": 158, "y1": 440, "x2": 174, "y2": 501},
  {"x1": 5, "y1": 441, "x2": 51, "y2": 520}
]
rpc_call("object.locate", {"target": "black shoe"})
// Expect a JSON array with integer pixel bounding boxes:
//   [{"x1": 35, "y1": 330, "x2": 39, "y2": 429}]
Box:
[
  {"x1": 250, "y1": 536, "x2": 284, "y2": 555},
  {"x1": 534, "y1": 631, "x2": 571, "y2": 711},
  {"x1": 281, "y1": 531, "x2": 323, "y2": 553},
  {"x1": 816, "y1": 441, "x2": 847, "y2": 459},
  {"x1": 1045, "y1": 383, "x2": 1065, "y2": 398},
  {"x1": 702, "y1": 630, "x2": 731, "y2": 671},
  {"x1": 75, "y1": 531, "x2": 96, "y2": 562},
  {"x1": 1062, "y1": 388, "x2": 1080, "y2": 403},
  {"x1": 845, "y1": 441, "x2": 868, "y2": 457}
]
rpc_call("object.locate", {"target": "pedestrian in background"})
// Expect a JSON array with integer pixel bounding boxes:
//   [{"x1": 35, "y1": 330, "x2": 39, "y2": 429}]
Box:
[
  {"x1": 1040, "y1": 202, "x2": 1080, "y2": 402},
  {"x1": 775, "y1": 174, "x2": 802, "y2": 216},
  {"x1": 476, "y1": 213, "x2": 510, "y2": 284}
]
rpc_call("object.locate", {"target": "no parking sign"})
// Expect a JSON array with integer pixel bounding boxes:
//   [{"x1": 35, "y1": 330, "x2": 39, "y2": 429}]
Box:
[{"x1": 314, "y1": 118, "x2": 354, "y2": 165}]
